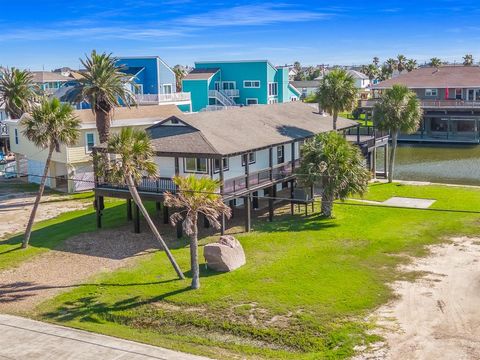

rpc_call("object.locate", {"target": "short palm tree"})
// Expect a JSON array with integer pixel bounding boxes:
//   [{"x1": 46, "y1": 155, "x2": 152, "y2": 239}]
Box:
[
  {"x1": 429, "y1": 57, "x2": 442, "y2": 69},
  {"x1": 397, "y1": 55, "x2": 407, "y2": 72},
  {"x1": 405, "y1": 59, "x2": 418, "y2": 72},
  {"x1": 364, "y1": 64, "x2": 379, "y2": 81},
  {"x1": 0, "y1": 67, "x2": 36, "y2": 119},
  {"x1": 317, "y1": 69, "x2": 358, "y2": 130},
  {"x1": 21, "y1": 98, "x2": 80, "y2": 248},
  {"x1": 463, "y1": 54, "x2": 474, "y2": 66},
  {"x1": 66, "y1": 50, "x2": 137, "y2": 143},
  {"x1": 379, "y1": 65, "x2": 392, "y2": 81},
  {"x1": 173, "y1": 65, "x2": 185, "y2": 92},
  {"x1": 164, "y1": 176, "x2": 232, "y2": 290},
  {"x1": 373, "y1": 57, "x2": 380, "y2": 67},
  {"x1": 373, "y1": 84, "x2": 423, "y2": 183},
  {"x1": 96, "y1": 127, "x2": 185, "y2": 279},
  {"x1": 296, "y1": 132, "x2": 370, "y2": 218}
]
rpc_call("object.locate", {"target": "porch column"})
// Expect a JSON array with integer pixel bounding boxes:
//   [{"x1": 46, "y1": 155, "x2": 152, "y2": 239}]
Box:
[
  {"x1": 384, "y1": 144, "x2": 389, "y2": 179},
  {"x1": 163, "y1": 205, "x2": 169, "y2": 224},
  {"x1": 268, "y1": 186, "x2": 274, "y2": 222},
  {"x1": 244, "y1": 195, "x2": 251, "y2": 232},
  {"x1": 220, "y1": 159, "x2": 226, "y2": 235},
  {"x1": 372, "y1": 148, "x2": 377, "y2": 179},
  {"x1": 133, "y1": 203, "x2": 140, "y2": 234},
  {"x1": 95, "y1": 195, "x2": 103, "y2": 229},
  {"x1": 126, "y1": 199, "x2": 132, "y2": 220}
]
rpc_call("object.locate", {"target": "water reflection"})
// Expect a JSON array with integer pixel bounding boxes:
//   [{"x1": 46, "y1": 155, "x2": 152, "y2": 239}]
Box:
[{"x1": 376, "y1": 144, "x2": 480, "y2": 186}]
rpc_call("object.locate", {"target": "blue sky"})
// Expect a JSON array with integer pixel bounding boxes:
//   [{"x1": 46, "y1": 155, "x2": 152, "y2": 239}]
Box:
[{"x1": 1, "y1": 0, "x2": 480, "y2": 70}]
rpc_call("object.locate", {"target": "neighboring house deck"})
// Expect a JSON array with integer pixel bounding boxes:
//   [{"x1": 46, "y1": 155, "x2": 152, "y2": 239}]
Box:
[
  {"x1": 361, "y1": 66, "x2": 480, "y2": 144},
  {"x1": 92, "y1": 102, "x2": 384, "y2": 235},
  {"x1": 182, "y1": 60, "x2": 301, "y2": 112}
]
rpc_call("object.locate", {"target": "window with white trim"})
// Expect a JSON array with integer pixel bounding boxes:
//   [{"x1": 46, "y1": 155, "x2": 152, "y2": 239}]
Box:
[
  {"x1": 246, "y1": 98, "x2": 258, "y2": 105},
  {"x1": 268, "y1": 82, "x2": 278, "y2": 96},
  {"x1": 184, "y1": 157, "x2": 208, "y2": 173},
  {"x1": 425, "y1": 88, "x2": 438, "y2": 97},
  {"x1": 277, "y1": 145, "x2": 284, "y2": 164},
  {"x1": 244, "y1": 80, "x2": 260, "y2": 88},
  {"x1": 222, "y1": 81, "x2": 236, "y2": 90},
  {"x1": 242, "y1": 152, "x2": 256, "y2": 165},
  {"x1": 163, "y1": 84, "x2": 173, "y2": 94},
  {"x1": 214, "y1": 157, "x2": 229, "y2": 173},
  {"x1": 85, "y1": 133, "x2": 95, "y2": 153}
]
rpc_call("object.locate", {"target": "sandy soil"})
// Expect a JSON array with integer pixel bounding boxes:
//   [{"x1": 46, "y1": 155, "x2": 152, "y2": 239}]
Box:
[
  {"x1": 356, "y1": 237, "x2": 480, "y2": 359},
  {"x1": 0, "y1": 228, "x2": 160, "y2": 313},
  {"x1": 0, "y1": 193, "x2": 87, "y2": 239}
]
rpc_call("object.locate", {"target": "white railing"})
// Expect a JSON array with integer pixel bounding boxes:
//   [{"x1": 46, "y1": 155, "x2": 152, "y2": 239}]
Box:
[
  {"x1": 222, "y1": 89, "x2": 240, "y2": 97},
  {"x1": 208, "y1": 90, "x2": 236, "y2": 106},
  {"x1": 360, "y1": 99, "x2": 480, "y2": 109},
  {"x1": 135, "y1": 92, "x2": 191, "y2": 104}
]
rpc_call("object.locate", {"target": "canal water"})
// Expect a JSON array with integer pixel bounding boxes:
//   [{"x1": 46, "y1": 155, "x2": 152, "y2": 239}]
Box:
[{"x1": 376, "y1": 144, "x2": 480, "y2": 186}]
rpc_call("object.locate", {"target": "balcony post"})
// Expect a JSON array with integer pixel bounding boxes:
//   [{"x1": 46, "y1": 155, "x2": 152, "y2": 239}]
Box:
[
  {"x1": 244, "y1": 195, "x2": 251, "y2": 232},
  {"x1": 245, "y1": 153, "x2": 250, "y2": 189},
  {"x1": 268, "y1": 186, "x2": 274, "y2": 222},
  {"x1": 220, "y1": 160, "x2": 226, "y2": 235},
  {"x1": 269, "y1": 147, "x2": 273, "y2": 181}
]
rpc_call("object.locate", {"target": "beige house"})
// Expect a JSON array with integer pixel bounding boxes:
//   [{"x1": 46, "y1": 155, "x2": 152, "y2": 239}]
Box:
[{"x1": 6, "y1": 105, "x2": 181, "y2": 192}]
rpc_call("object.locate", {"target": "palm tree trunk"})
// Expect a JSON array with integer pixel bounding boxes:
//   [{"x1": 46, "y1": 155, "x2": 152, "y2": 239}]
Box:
[
  {"x1": 388, "y1": 131, "x2": 398, "y2": 183},
  {"x1": 95, "y1": 105, "x2": 111, "y2": 144},
  {"x1": 333, "y1": 111, "x2": 338, "y2": 130},
  {"x1": 190, "y1": 217, "x2": 200, "y2": 290},
  {"x1": 23, "y1": 144, "x2": 54, "y2": 248},
  {"x1": 125, "y1": 174, "x2": 185, "y2": 280},
  {"x1": 321, "y1": 193, "x2": 334, "y2": 218}
]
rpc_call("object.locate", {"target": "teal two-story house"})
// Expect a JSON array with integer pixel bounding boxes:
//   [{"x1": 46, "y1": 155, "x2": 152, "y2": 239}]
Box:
[{"x1": 182, "y1": 60, "x2": 301, "y2": 112}]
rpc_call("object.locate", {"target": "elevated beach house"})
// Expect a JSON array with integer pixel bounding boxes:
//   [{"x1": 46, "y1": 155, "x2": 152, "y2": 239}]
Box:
[
  {"x1": 6, "y1": 105, "x2": 182, "y2": 192},
  {"x1": 360, "y1": 65, "x2": 480, "y2": 143},
  {"x1": 93, "y1": 102, "x2": 357, "y2": 234},
  {"x1": 182, "y1": 60, "x2": 301, "y2": 112}
]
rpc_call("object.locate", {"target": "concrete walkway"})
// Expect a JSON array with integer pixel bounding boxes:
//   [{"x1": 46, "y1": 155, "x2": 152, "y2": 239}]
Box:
[{"x1": 0, "y1": 314, "x2": 211, "y2": 360}]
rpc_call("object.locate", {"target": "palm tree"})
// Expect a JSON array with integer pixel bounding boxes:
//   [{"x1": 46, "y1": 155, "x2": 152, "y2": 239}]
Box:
[
  {"x1": 463, "y1": 54, "x2": 474, "y2": 66},
  {"x1": 164, "y1": 176, "x2": 231, "y2": 289},
  {"x1": 317, "y1": 69, "x2": 358, "y2": 130},
  {"x1": 385, "y1": 58, "x2": 398, "y2": 73},
  {"x1": 373, "y1": 57, "x2": 380, "y2": 67},
  {"x1": 373, "y1": 85, "x2": 423, "y2": 183},
  {"x1": 66, "y1": 50, "x2": 137, "y2": 144},
  {"x1": 364, "y1": 64, "x2": 379, "y2": 81},
  {"x1": 173, "y1": 65, "x2": 185, "y2": 92},
  {"x1": 405, "y1": 59, "x2": 418, "y2": 72},
  {"x1": 429, "y1": 57, "x2": 442, "y2": 69},
  {"x1": 296, "y1": 132, "x2": 370, "y2": 218},
  {"x1": 21, "y1": 98, "x2": 80, "y2": 248},
  {"x1": 0, "y1": 67, "x2": 36, "y2": 119},
  {"x1": 96, "y1": 127, "x2": 185, "y2": 279},
  {"x1": 379, "y1": 65, "x2": 393, "y2": 81},
  {"x1": 397, "y1": 55, "x2": 407, "y2": 72}
]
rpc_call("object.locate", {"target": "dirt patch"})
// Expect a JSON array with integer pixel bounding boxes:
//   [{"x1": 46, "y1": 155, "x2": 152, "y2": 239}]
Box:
[
  {"x1": 0, "y1": 227, "x2": 160, "y2": 313},
  {"x1": 355, "y1": 237, "x2": 480, "y2": 359},
  {"x1": 0, "y1": 194, "x2": 88, "y2": 239}
]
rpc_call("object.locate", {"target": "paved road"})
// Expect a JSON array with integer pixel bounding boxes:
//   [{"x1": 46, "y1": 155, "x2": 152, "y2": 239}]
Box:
[{"x1": 0, "y1": 314, "x2": 211, "y2": 360}]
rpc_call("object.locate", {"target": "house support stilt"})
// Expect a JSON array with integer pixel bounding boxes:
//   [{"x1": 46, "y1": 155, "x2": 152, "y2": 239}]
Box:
[
  {"x1": 244, "y1": 195, "x2": 251, "y2": 232},
  {"x1": 126, "y1": 199, "x2": 132, "y2": 221},
  {"x1": 133, "y1": 203, "x2": 140, "y2": 233}
]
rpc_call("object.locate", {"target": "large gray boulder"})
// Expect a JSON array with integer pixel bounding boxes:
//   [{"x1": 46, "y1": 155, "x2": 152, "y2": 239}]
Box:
[{"x1": 204, "y1": 235, "x2": 246, "y2": 272}]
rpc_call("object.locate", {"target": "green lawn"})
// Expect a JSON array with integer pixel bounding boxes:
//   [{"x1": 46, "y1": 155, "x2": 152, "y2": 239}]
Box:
[{"x1": 32, "y1": 183, "x2": 480, "y2": 359}]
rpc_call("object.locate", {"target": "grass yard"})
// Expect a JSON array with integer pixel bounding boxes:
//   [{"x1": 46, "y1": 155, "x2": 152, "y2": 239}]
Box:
[{"x1": 31, "y1": 183, "x2": 480, "y2": 359}]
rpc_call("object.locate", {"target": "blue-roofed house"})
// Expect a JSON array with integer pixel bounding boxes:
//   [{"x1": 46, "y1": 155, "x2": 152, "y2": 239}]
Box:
[
  {"x1": 182, "y1": 60, "x2": 301, "y2": 112},
  {"x1": 116, "y1": 57, "x2": 192, "y2": 111}
]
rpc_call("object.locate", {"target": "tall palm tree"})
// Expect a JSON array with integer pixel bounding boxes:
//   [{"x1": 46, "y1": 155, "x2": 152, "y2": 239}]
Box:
[
  {"x1": 385, "y1": 58, "x2": 398, "y2": 74},
  {"x1": 21, "y1": 98, "x2": 80, "y2": 248},
  {"x1": 96, "y1": 127, "x2": 185, "y2": 279},
  {"x1": 405, "y1": 59, "x2": 418, "y2": 72},
  {"x1": 463, "y1": 54, "x2": 474, "y2": 66},
  {"x1": 66, "y1": 50, "x2": 137, "y2": 144},
  {"x1": 164, "y1": 176, "x2": 232, "y2": 290},
  {"x1": 373, "y1": 85, "x2": 423, "y2": 183},
  {"x1": 0, "y1": 67, "x2": 36, "y2": 119},
  {"x1": 379, "y1": 65, "x2": 393, "y2": 81},
  {"x1": 373, "y1": 57, "x2": 380, "y2": 67},
  {"x1": 296, "y1": 132, "x2": 370, "y2": 218},
  {"x1": 317, "y1": 69, "x2": 358, "y2": 130},
  {"x1": 397, "y1": 55, "x2": 407, "y2": 72},
  {"x1": 173, "y1": 65, "x2": 185, "y2": 92},
  {"x1": 429, "y1": 57, "x2": 442, "y2": 69},
  {"x1": 364, "y1": 64, "x2": 379, "y2": 81}
]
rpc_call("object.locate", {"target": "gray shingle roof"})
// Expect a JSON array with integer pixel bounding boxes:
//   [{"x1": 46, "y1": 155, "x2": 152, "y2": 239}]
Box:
[
  {"x1": 146, "y1": 102, "x2": 357, "y2": 156},
  {"x1": 183, "y1": 68, "x2": 220, "y2": 80}
]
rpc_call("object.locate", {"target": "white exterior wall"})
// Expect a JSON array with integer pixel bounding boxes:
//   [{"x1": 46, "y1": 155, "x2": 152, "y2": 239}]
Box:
[
  {"x1": 154, "y1": 156, "x2": 176, "y2": 178},
  {"x1": 157, "y1": 59, "x2": 176, "y2": 94}
]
